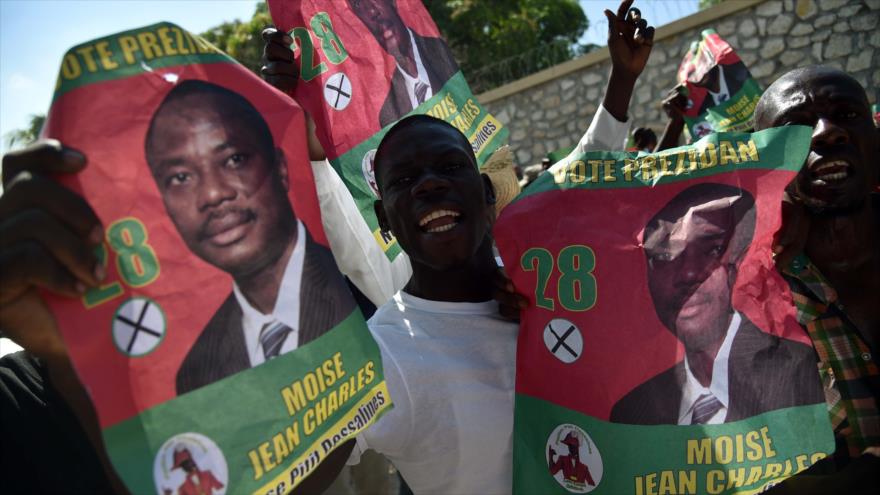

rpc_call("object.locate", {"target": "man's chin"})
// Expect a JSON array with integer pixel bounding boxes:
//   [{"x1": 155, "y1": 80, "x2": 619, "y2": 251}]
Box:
[{"x1": 802, "y1": 196, "x2": 867, "y2": 217}]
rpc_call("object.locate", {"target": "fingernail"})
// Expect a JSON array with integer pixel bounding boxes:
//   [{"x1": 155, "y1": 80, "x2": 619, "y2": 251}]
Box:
[
  {"x1": 94, "y1": 263, "x2": 105, "y2": 282},
  {"x1": 772, "y1": 244, "x2": 783, "y2": 254},
  {"x1": 75, "y1": 282, "x2": 87, "y2": 294},
  {"x1": 89, "y1": 225, "x2": 104, "y2": 244},
  {"x1": 506, "y1": 282, "x2": 514, "y2": 292},
  {"x1": 62, "y1": 148, "x2": 86, "y2": 165}
]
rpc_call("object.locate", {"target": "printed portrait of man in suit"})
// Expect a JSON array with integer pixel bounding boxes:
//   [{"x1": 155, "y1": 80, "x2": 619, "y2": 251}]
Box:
[
  {"x1": 610, "y1": 183, "x2": 823, "y2": 425},
  {"x1": 348, "y1": 0, "x2": 459, "y2": 128},
  {"x1": 690, "y1": 60, "x2": 752, "y2": 116},
  {"x1": 144, "y1": 80, "x2": 355, "y2": 396}
]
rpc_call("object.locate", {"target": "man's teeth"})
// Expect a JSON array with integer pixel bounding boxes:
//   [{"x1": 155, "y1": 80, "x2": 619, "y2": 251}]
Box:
[
  {"x1": 813, "y1": 161, "x2": 848, "y2": 174},
  {"x1": 427, "y1": 223, "x2": 456, "y2": 233},
  {"x1": 418, "y1": 209, "x2": 460, "y2": 227}
]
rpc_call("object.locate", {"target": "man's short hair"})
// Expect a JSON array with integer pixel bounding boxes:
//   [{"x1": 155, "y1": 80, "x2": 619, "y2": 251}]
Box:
[
  {"x1": 144, "y1": 80, "x2": 275, "y2": 164},
  {"x1": 373, "y1": 114, "x2": 474, "y2": 190},
  {"x1": 645, "y1": 183, "x2": 756, "y2": 265}
]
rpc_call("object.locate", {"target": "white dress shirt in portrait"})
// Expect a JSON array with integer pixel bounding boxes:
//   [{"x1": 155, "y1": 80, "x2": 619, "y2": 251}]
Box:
[
  {"x1": 235, "y1": 220, "x2": 306, "y2": 367},
  {"x1": 397, "y1": 28, "x2": 433, "y2": 109},
  {"x1": 677, "y1": 311, "x2": 742, "y2": 425},
  {"x1": 708, "y1": 67, "x2": 731, "y2": 106}
]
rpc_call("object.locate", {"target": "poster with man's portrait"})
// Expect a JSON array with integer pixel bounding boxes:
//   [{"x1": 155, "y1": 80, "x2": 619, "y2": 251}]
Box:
[
  {"x1": 676, "y1": 29, "x2": 763, "y2": 140},
  {"x1": 268, "y1": 0, "x2": 508, "y2": 262},
  {"x1": 43, "y1": 22, "x2": 390, "y2": 495},
  {"x1": 494, "y1": 127, "x2": 834, "y2": 494}
]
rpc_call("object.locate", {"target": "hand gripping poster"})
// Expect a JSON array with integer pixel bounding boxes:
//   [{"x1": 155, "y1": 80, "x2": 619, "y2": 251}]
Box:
[
  {"x1": 676, "y1": 29, "x2": 762, "y2": 141},
  {"x1": 42, "y1": 23, "x2": 390, "y2": 495},
  {"x1": 267, "y1": 0, "x2": 508, "y2": 261},
  {"x1": 494, "y1": 126, "x2": 834, "y2": 494}
]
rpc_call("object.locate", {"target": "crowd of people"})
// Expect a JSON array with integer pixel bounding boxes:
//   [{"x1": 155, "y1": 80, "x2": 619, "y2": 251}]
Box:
[{"x1": 0, "y1": 0, "x2": 877, "y2": 493}]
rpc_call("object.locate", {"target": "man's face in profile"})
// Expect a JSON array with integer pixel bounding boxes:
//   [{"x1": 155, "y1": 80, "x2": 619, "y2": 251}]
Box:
[
  {"x1": 146, "y1": 93, "x2": 294, "y2": 278},
  {"x1": 348, "y1": 0, "x2": 406, "y2": 53},
  {"x1": 644, "y1": 201, "x2": 739, "y2": 350}
]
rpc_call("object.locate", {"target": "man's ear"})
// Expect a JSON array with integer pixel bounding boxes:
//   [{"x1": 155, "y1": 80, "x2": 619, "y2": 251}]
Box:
[
  {"x1": 275, "y1": 148, "x2": 289, "y2": 190},
  {"x1": 482, "y1": 173, "x2": 497, "y2": 206},
  {"x1": 374, "y1": 199, "x2": 391, "y2": 235}
]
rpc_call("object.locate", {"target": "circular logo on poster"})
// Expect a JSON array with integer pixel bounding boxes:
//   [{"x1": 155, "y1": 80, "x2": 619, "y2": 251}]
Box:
[
  {"x1": 546, "y1": 423, "x2": 603, "y2": 493},
  {"x1": 692, "y1": 120, "x2": 714, "y2": 138},
  {"x1": 112, "y1": 297, "x2": 166, "y2": 357},
  {"x1": 324, "y1": 72, "x2": 352, "y2": 111},
  {"x1": 542, "y1": 318, "x2": 583, "y2": 364},
  {"x1": 154, "y1": 432, "x2": 228, "y2": 495},
  {"x1": 361, "y1": 148, "x2": 380, "y2": 198}
]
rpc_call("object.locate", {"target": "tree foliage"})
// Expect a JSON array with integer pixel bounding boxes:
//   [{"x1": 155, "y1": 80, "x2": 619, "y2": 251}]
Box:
[
  {"x1": 424, "y1": 0, "x2": 589, "y2": 91},
  {"x1": 199, "y1": 1, "x2": 588, "y2": 91},
  {"x1": 699, "y1": 0, "x2": 724, "y2": 9},
  {"x1": 200, "y1": 1, "x2": 271, "y2": 74},
  {"x1": 4, "y1": 114, "x2": 45, "y2": 151}
]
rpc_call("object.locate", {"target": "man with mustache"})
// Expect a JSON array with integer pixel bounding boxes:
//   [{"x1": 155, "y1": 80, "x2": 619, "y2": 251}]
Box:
[
  {"x1": 610, "y1": 183, "x2": 823, "y2": 425},
  {"x1": 347, "y1": 0, "x2": 458, "y2": 128},
  {"x1": 144, "y1": 80, "x2": 355, "y2": 395}
]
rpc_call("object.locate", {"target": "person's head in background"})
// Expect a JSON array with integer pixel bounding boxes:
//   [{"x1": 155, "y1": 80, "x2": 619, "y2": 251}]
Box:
[{"x1": 632, "y1": 127, "x2": 657, "y2": 152}]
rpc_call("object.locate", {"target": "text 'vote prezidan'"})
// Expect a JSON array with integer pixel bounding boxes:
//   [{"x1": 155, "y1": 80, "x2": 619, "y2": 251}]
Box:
[
  {"x1": 495, "y1": 126, "x2": 834, "y2": 495},
  {"x1": 44, "y1": 22, "x2": 390, "y2": 495}
]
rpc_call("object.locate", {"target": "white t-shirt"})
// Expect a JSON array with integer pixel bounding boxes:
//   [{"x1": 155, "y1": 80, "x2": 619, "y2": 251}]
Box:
[{"x1": 348, "y1": 291, "x2": 518, "y2": 494}]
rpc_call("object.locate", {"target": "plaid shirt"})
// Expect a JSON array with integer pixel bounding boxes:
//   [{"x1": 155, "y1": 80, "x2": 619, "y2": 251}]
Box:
[{"x1": 783, "y1": 254, "x2": 880, "y2": 460}]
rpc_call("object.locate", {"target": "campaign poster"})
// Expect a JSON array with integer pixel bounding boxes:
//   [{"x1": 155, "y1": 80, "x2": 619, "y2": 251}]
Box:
[
  {"x1": 494, "y1": 126, "x2": 834, "y2": 494},
  {"x1": 43, "y1": 23, "x2": 390, "y2": 494},
  {"x1": 268, "y1": 0, "x2": 508, "y2": 261},
  {"x1": 677, "y1": 29, "x2": 762, "y2": 141}
]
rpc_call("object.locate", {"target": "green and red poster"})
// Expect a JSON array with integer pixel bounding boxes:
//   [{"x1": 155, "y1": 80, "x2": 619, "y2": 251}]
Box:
[
  {"x1": 677, "y1": 29, "x2": 762, "y2": 141},
  {"x1": 495, "y1": 126, "x2": 834, "y2": 494},
  {"x1": 267, "y1": 0, "x2": 508, "y2": 261},
  {"x1": 43, "y1": 23, "x2": 390, "y2": 495}
]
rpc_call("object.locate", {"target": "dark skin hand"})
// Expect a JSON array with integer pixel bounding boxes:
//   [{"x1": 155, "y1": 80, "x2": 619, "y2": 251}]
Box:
[
  {"x1": 0, "y1": 140, "x2": 128, "y2": 494},
  {"x1": 261, "y1": 27, "x2": 326, "y2": 161},
  {"x1": 655, "y1": 86, "x2": 688, "y2": 152},
  {"x1": 602, "y1": 0, "x2": 655, "y2": 122}
]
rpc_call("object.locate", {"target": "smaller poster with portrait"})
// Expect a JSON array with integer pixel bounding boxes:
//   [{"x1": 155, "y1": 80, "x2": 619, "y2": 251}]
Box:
[
  {"x1": 676, "y1": 29, "x2": 763, "y2": 141},
  {"x1": 42, "y1": 23, "x2": 390, "y2": 495},
  {"x1": 495, "y1": 126, "x2": 834, "y2": 494},
  {"x1": 268, "y1": 0, "x2": 508, "y2": 262}
]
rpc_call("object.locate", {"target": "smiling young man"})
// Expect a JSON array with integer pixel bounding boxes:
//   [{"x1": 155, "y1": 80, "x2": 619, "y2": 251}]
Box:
[
  {"x1": 351, "y1": 114, "x2": 517, "y2": 493},
  {"x1": 144, "y1": 80, "x2": 355, "y2": 395},
  {"x1": 753, "y1": 66, "x2": 879, "y2": 490},
  {"x1": 291, "y1": 114, "x2": 517, "y2": 494}
]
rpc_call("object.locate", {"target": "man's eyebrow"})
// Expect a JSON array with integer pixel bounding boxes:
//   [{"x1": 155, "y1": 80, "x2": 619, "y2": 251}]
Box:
[{"x1": 153, "y1": 157, "x2": 187, "y2": 173}]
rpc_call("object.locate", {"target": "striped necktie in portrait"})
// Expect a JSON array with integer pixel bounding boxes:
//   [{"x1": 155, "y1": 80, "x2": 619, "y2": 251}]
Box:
[
  {"x1": 260, "y1": 320, "x2": 293, "y2": 360},
  {"x1": 415, "y1": 80, "x2": 429, "y2": 104},
  {"x1": 691, "y1": 393, "x2": 723, "y2": 424}
]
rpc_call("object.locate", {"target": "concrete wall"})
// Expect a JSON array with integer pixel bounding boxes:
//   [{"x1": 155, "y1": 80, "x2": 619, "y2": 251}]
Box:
[{"x1": 477, "y1": 0, "x2": 879, "y2": 167}]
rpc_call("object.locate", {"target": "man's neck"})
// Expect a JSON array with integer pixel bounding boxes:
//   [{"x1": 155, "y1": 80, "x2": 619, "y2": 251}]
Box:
[
  {"x1": 684, "y1": 313, "x2": 734, "y2": 387},
  {"x1": 806, "y1": 203, "x2": 880, "y2": 348},
  {"x1": 404, "y1": 238, "x2": 497, "y2": 303},
  {"x1": 390, "y1": 28, "x2": 418, "y2": 78},
  {"x1": 235, "y1": 230, "x2": 297, "y2": 315}
]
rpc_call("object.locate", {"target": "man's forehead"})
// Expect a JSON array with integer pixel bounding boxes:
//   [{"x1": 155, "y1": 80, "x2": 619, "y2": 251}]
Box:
[
  {"x1": 379, "y1": 123, "x2": 470, "y2": 168},
  {"x1": 646, "y1": 198, "x2": 736, "y2": 243},
  {"x1": 769, "y1": 71, "x2": 866, "y2": 112}
]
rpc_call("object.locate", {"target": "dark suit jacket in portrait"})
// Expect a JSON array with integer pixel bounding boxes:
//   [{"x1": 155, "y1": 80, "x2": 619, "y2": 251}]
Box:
[
  {"x1": 378, "y1": 32, "x2": 459, "y2": 128},
  {"x1": 695, "y1": 61, "x2": 752, "y2": 116},
  {"x1": 176, "y1": 234, "x2": 356, "y2": 395},
  {"x1": 610, "y1": 316, "x2": 823, "y2": 425}
]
